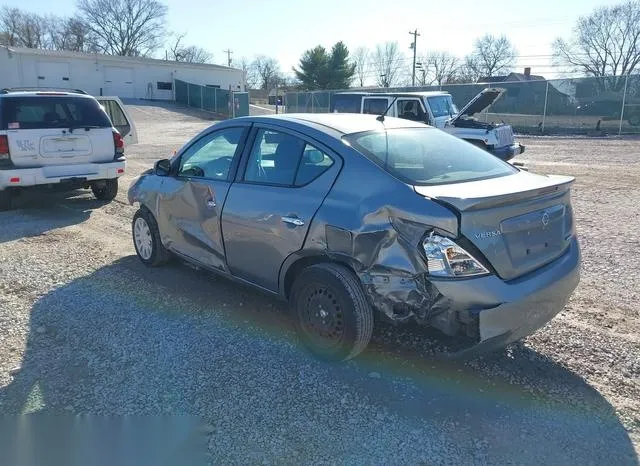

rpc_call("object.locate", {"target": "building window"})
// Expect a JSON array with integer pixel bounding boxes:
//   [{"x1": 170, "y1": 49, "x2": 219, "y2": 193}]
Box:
[
  {"x1": 205, "y1": 84, "x2": 220, "y2": 88},
  {"x1": 157, "y1": 82, "x2": 173, "y2": 90}
]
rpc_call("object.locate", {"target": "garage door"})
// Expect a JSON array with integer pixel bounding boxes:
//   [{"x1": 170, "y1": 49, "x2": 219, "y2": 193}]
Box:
[
  {"x1": 104, "y1": 66, "x2": 134, "y2": 99},
  {"x1": 36, "y1": 61, "x2": 71, "y2": 89}
]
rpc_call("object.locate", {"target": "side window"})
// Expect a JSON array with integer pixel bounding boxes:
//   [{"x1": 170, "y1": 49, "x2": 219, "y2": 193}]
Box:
[
  {"x1": 363, "y1": 98, "x2": 389, "y2": 115},
  {"x1": 244, "y1": 129, "x2": 305, "y2": 186},
  {"x1": 178, "y1": 127, "x2": 244, "y2": 180},
  {"x1": 295, "y1": 144, "x2": 334, "y2": 186},
  {"x1": 397, "y1": 99, "x2": 424, "y2": 121}
]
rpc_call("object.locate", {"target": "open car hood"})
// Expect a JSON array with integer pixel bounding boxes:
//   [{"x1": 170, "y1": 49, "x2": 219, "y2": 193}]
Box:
[{"x1": 449, "y1": 88, "x2": 505, "y2": 124}]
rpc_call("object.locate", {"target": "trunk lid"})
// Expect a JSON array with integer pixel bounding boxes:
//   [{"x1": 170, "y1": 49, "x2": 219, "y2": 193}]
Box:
[
  {"x1": 449, "y1": 88, "x2": 505, "y2": 125},
  {"x1": 415, "y1": 171, "x2": 575, "y2": 280}
]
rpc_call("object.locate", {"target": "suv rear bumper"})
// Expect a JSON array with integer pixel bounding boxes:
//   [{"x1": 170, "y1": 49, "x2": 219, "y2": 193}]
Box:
[
  {"x1": 0, "y1": 160, "x2": 125, "y2": 190},
  {"x1": 489, "y1": 143, "x2": 525, "y2": 161}
]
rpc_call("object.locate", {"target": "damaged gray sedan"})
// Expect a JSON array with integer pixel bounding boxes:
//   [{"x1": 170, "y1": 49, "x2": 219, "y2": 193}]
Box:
[{"x1": 128, "y1": 113, "x2": 581, "y2": 362}]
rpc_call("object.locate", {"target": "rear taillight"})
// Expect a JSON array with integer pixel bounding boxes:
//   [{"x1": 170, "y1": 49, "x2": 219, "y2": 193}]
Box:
[
  {"x1": 0, "y1": 135, "x2": 10, "y2": 160},
  {"x1": 113, "y1": 131, "x2": 125, "y2": 158}
]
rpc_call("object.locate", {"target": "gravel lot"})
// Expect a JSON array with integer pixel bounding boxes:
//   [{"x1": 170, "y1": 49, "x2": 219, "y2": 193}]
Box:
[{"x1": 0, "y1": 101, "x2": 638, "y2": 465}]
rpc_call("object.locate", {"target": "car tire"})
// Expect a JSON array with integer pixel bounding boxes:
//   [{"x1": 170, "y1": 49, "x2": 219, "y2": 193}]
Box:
[
  {"x1": 132, "y1": 208, "x2": 171, "y2": 267},
  {"x1": 91, "y1": 178, "x2": 118, "y2": 201},
  {"x1": 629, "y1": 114, "x2": 640, "y2": 126},
  {"x1": 289, "y1": 263, "x2": 374, "y2": 362},
  {"x1": 0, "y1": 190, "x2": 12, "y2": 211}
]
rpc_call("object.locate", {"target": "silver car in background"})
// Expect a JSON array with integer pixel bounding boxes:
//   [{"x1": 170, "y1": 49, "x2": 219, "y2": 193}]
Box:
[{"x1": 128, "y1": 113, "x2": 581, "y2": 362}]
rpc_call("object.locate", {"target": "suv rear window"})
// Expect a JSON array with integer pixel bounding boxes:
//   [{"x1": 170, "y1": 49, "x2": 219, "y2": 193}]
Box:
[
  {"x1": 344, "y1": 127, "x2": 517, "y2": 186},
  {"x1": 1, "y1": 96, "x2": 111, "y2": 130}
]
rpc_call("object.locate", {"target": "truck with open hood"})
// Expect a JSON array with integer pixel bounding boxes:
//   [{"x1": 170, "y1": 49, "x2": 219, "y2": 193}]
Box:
[{"x1": 331, "y1": 88, "x2": 525, "y2": 161}]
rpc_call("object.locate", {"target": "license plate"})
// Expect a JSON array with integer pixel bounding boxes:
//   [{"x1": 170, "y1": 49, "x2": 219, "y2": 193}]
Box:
[{"x1": 54, "y1": 139, "x2": 76, "y2": 152}]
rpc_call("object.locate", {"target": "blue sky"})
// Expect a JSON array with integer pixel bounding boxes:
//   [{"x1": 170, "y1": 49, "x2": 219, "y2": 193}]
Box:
[{"x1": 4, "y1": 0, "x2": 621, "y2": 81}]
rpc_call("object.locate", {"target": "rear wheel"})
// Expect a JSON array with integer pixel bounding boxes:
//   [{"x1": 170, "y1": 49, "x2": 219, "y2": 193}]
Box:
[
  {"x1": 629, "y1": 113, "x2": 640, "y2": 126},
  {"x1": 132, "y1": 208, "x2": 171, "y2": 267},
  {"x1": 91, "y1": 178, "x2": 118, "y2": 201},
  {"x1": 290, "y1": 263, "x2": 374, "y2": 362},
  {"x1": 0, "y1": 190, "x2": 12, "y2": 211}
]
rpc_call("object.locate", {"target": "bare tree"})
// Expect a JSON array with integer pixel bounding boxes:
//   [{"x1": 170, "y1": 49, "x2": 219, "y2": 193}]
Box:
[
  {"x1": 252, "y1": 55, "x2": 281, "y2": 90},
  {"x1": 448, "y1": 64, "x2": 478, "y2": 84},
  {"x1": 465, "y1": 34, "x2": 516, "y2": 79},
  {"x1": 77, "y1": 0, "x2": 167, "y2": 56},
  {"x1": 239, "y1": 56, "x2": 259, "y2": 89},
  {"x1": 373, "y1": 41, "x2": 403, "y2": 87},
  {"x1": 426, "y1": 51, "x2": 460, "y2": 85},
  {"x1": 168, "y1": 33, "x2": 212, "y2": 63},
  {"x1": 0, "y1": 7, "x2": 49, "y2": 48},
  {"x1": 49, "y1": 16, "x2": 96, "y2": 52},
  {"x1": 351, "y1": 46, "x2": 369, "y2": 87},
  {"x1": 553, "y1": 0, "x2": 640, "y2": 91}
]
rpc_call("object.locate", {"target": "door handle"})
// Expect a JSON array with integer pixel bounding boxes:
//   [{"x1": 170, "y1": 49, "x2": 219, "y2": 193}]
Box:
[{"x1": 281, "y1": 216, "x2": 304, "y2": 226}]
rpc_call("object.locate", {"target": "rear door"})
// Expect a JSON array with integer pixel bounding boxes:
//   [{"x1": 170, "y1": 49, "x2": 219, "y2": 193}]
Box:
[
  {"x1": 222, "y1": 125, "x2": 342, "y2": 291},
  {"x1": 154, "y1": 125, "x2": 250, "y2": 271},
  {"x1": 1, "y1": 95, "x2": 114, "y2": 168},
  {"x1": 96, "y1": 96, "x2": 138, "y2": 145}
]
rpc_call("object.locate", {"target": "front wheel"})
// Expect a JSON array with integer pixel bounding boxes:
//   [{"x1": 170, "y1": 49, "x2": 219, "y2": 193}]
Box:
[
  {"x1": 132, "y1": 208, "x2": 171, "y2": 267},
  {"x1": 289, "y1": 263, "x2": 374, "y2": 362},
  {"x1": 91, "y1": 178, "x2": 118, "y2": 201}
]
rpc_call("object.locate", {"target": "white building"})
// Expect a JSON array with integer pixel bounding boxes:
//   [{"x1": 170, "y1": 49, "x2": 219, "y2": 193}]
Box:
[{"x1": 0, "y1": 46, "x2": 244, "y2": 100}]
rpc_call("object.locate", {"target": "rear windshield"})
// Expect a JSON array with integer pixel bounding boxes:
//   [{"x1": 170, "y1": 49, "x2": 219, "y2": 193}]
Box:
[
  {"x1": 1, "y1": 96, "x2": 112, "y2": 130},
  {"x1": 343, "y1": 127, "x2": 517, "y2": 186}
]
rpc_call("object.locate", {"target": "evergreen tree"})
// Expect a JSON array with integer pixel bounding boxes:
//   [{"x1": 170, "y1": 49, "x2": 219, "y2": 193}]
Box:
[{"x1": 293, "y1": 41, "x2": 356, "y2": 90}]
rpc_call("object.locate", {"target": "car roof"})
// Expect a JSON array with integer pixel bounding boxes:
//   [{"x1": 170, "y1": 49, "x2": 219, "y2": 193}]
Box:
[
  {"x1": 335, "y1": 91, "x2": 450, "y2": 97},
  {"x1": 236, "y1": 113, "x2": 428, "y2": 135},
  {"x1": 0, "y1": 90, "x2": 92, "y2": 98}
]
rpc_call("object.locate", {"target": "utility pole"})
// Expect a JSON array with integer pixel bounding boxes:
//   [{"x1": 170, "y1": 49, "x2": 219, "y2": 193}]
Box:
[
  {"x1": 223, "y1": 49, "x2": 233, "y2": 67},
  {"x1": 409, "y1": 29, "x2": 420, "y2": 87}
]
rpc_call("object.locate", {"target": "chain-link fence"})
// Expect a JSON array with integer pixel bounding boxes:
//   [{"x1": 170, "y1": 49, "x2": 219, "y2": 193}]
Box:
[
  {"x1": 174, "y1": 79, "x2": 249, "y2": 118},
  {"x1": 284, "y1": 74, "x2": 640, "y2": 135}
]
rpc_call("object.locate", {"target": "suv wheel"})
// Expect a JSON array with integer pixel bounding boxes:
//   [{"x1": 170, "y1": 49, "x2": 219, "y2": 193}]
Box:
[
  {"x1": 132, "y1": 208, "x2": 171, "y2": 266},
  {"x1": 91, "y1": 178, "x2": 118, "y2": 201},
  {"x1": 290, "y1": 263, "x2": 374, "y2": 362},
  {"x1": 0, "y1": 190, "x2": 12, "y2": 211}
]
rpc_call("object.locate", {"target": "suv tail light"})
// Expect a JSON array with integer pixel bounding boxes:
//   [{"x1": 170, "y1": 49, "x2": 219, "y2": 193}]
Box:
[
  {"x1": 113, "y1": 131, "x2": 125, "y2": 158},
  {"x1": 0, "y1": 135, "x2": 10, "y2": 160}
]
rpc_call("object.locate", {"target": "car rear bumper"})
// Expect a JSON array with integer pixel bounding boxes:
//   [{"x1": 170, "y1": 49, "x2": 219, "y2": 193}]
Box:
[
  {"x1": 432, "y1": 237, "x2": 580, "y2": 355},
  {"x1": 490, "y1": 143, "x2": 525, "y2": 161},
  {"x1": 0, "y1": 160, "x2": 125, "y2": 190}
]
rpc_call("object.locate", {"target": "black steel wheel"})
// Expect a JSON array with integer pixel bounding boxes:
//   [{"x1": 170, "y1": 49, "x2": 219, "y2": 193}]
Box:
[{"x1": 290, "y1": 263, "x2": 373, "y2": 362}]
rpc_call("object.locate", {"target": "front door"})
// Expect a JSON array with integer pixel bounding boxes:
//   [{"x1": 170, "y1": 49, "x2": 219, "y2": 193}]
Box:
[
  {"x1": 156, "y1": 126, "x2": 248, "y2": 272},
  {"x1": 222, "y1": 126, "x2": 342, "y2": 291}
]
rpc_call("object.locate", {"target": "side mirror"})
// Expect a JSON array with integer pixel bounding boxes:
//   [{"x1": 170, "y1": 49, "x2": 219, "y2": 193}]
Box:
[{"x1": 155, "y1": 158, "x2": 171, "y2": 176}]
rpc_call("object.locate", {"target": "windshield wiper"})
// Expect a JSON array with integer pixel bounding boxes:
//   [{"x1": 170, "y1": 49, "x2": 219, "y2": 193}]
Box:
[{"x1": 68, "y1": 125, "x2": 104, "y2": 133}]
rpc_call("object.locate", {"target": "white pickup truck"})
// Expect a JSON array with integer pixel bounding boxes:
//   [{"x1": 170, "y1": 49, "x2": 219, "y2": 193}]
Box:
[{"x1": 331, "y1": 88, "x2": 525, "y2": 161}]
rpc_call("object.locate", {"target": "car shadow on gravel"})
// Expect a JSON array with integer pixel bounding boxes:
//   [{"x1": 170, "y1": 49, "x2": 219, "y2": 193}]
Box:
[
  {"x1": 0, "y1": 189, "x2": 107, "y2": 244},
  {"x1": 1, "y1": 256, "x2": 637, "y2": 465}
]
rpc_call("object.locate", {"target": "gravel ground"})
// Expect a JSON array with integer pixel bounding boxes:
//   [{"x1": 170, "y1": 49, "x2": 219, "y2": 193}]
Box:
[{"x1": 0, "y1": 102, "x2": 638, "y2": 465}]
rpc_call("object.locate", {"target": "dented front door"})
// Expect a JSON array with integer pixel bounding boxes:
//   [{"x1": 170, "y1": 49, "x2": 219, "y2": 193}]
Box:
[{"x1": 154, "y1": 126, "x2": 248, "y2": 272}]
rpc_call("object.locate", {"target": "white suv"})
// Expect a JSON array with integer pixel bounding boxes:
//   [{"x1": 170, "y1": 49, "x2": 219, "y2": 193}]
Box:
[{"x1": 0, "y1": 88, "x2": 135, "y2": 210}]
